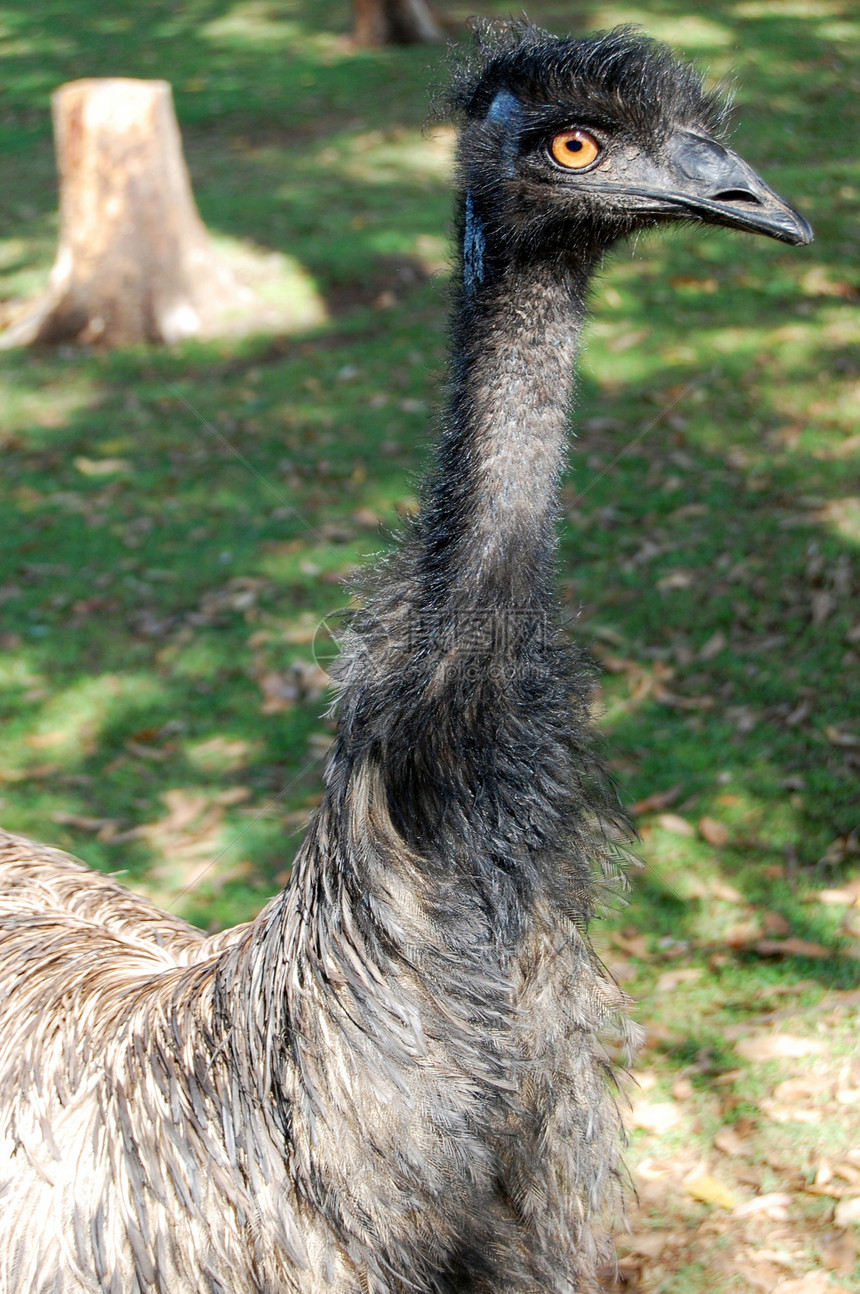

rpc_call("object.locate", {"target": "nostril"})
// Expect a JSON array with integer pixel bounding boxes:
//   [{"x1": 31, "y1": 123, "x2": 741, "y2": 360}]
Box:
[{"x1": 713, "y1": 188, "x2": 762, "y2": 205}]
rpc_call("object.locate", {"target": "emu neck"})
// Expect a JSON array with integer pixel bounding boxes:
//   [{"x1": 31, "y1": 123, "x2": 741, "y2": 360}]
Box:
[{"x1": 420, "y1": 256, "x2": 592, "y2": 609}]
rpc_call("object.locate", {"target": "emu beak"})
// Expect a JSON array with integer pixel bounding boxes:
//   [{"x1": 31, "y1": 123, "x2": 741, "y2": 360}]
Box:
[{"x1": 652, "y1": 131, "x2": 814, "y2": 246}]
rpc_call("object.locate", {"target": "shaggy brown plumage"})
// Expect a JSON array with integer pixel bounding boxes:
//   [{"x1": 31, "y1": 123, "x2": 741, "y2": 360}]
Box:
[{"x1": 0, "y1": 23, "x2": 809, "y2": 1294}]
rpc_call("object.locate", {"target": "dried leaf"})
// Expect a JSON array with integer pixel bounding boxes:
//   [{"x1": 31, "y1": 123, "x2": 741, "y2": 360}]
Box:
[
  {"x1": 0, "y1": 762, "x2": 60, "y2": 783},
  {"x1": 610, "y1": 931, "x2": 651, "y2": 960},
  {"x1": 655, "y1": 812, "x2": 695, "y2": 837},
  {"x1": 656, "y1": 967, "x2": 703, "y2": 992},
  {"x1": 843, "y1": 909, "x2": 860, "y2": 938},
  {"x1": 733, "y1": 1191, "x2": 793, "y2": 1218},
  {"x1": 811, "y1": 591, "x2": 836, "y2": 625},
  {"x1": 710, "y1": 881, "x2": 744, "y2": 902},
  {"x1": 699, "y1": 630, "x2": 728, "y2": 660},
  {"x1": 24, "y1": 730, "x2": 68, "y2": 749},
  {"x1": 629, "y1": 784, "x2": 683, "y2": 816},
  {"x1": 814, "y1": 879, "x2": 860, "y2": 905},
  {"x1": 51, "y1": 811, "x2": 124, "y2": 835},
  {"x1": 821, "y1": 1231, "x2": 858, "y2": 1277},
  {"x1": 714, "y1": 1126, "x2": 748, "y2": 1157},
  {"x1": 623, "y1": 1231, "x2": 669, "y2": 1259},
  {"x1": 772, "y1": 1275, "x2": 840, "y2": 1294},
  {"x1": 657, "y1": 569, "x2": 694, "y2": 591},
  {"x1": 629, "y1": 1100, "x2": 683, "y2": 1134},
  {"x1": 834, "y1": 1196, "x2": 860, "y2": 1227},
  {"x1": 125, "y1": 739, "x2": 172, "y2": 762},
  {"x1": 753, "y1": 938, "x2": 832, "y2": 959},
  {"x1": 699, "y1": 816, "x2": 730, "y2": 846},
  {"x1": 824, "y1": 725, "x2": 860, "y2": 748},
  {"x1": 725, "y1": 920, "x2": 761, "y2": 947},
  {"x1": 74, "y1": 456, "x2": 131, "y2": 476},
  {"x1": 683, "y1": 1172, "x2": 738, "y2": 1210},
  {"x1": 736, "y1": 1034, "x2": 825, "y2": 1061},
  {"x1": 773, "y1": 1078, "x2": 820, "y2": 1103}
]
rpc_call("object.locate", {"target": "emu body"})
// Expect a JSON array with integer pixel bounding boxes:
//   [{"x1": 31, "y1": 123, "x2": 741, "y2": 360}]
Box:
[{"x1": 0, "y1": 24, "x2": 809, "y2": 1294}]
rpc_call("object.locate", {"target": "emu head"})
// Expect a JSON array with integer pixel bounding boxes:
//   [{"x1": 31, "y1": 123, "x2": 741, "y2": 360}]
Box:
[{"x1": 449, "y1": 25, "x2": 812, "y2": 286}]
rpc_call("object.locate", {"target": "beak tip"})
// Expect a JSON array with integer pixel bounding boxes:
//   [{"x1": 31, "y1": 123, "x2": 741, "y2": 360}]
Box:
[
  {"x1": 777, "y1": 211, "x2": 814, "y2": 247},
  {"x1": 796, "y1": 217, "x2": 815, "y2": 247}
]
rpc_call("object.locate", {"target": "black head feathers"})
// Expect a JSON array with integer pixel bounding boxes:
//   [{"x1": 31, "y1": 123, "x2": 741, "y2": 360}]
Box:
[{"x1": 445, "y1": 21, "x2": 729, "y2": 145}]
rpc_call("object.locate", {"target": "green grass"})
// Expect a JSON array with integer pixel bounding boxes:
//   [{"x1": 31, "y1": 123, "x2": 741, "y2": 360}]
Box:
[{"x1": 1, "y1": 2, "x2": 858, "y2": 1288}]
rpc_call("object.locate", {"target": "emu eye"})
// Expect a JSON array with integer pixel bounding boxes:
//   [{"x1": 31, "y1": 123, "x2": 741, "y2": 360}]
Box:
[{"x1": 549, "y1": 129, "x2": 601, "y2": 171}]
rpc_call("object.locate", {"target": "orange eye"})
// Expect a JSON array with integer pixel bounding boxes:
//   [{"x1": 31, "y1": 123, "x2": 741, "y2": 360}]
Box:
[{"x1": 549, "y1": 129, "x2": 601, "y2": 170}]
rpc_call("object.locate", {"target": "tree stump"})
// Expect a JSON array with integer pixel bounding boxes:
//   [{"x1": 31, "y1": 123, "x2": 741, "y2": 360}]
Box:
[
  {"x1": 0, "y1": 79, "x2": 324, "y2": 348},
  {"x1": 353, "y1": 0, "x2": 446, "y2": 46}
]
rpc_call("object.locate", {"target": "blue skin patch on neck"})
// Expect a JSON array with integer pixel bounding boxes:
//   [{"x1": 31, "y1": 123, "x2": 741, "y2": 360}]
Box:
[
  {"x1": 487, "y1": 88, "x2": 522, "y2": 179},
  {"x1": 463, "y1": 191, "x2": 485, "y2": 297},
  {"x1": 486, "y1": 88, "x2": 522, "y2": 127},
  {"x1": 463, "y1": 90, "x2": 522, "y2": 295}
]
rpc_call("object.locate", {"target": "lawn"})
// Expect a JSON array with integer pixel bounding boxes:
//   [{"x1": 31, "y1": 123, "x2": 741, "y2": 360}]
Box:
[{"x1": 0, "y1": 1, "x2": 858, "y2": 1289}]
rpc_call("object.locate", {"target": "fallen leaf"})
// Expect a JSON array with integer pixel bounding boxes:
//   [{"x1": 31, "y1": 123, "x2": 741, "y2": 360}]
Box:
[
  {"x1": 753, "y1": 938, "x2": 832, "y2": 959},
  {"x1": 125, "y1": 739, "x2": 173, "y2": 762},
  {"x1": 835, "y1": 1197, "x2": 860, "y2": 1227},
  {"x1": 629, "y1": 784, "x2": 683, "y2": 815},
  {"x1": 812, "y1": 591, "x2": 836, "y2": 625},
  {"x1": 822, "y1": 1231, "x2": 859, "y2": 1275},
  {"x1": 699, "y1": 816, "x2": 730, "y2": 846},
  {"x1": 352, "y1": 506, "x2": 382, "y2": 529},
  {"x1": 622, "y1": 1232, "x2": 669, "y2": 1259},
  {"x1": 24, "y1": 730, "x2": 68, "y2": 749},
  {"x1": 683, "y1": 1171, "x2": 738, "y2": 1210},
  {"x1": 0, "y1": 762, "x2": 60, "y2": 783},
  {"x1": 608, "y1": 327, "x2": 650, "y2": 353},
  {"x1": 735, "y1": 1034, "x2": 825, "y2": 1062},
  {"x1": 629, "y1": 1100, "x2": 683, "y2": 1134},
  {"x1": 657, "y1": 569, "x2": 695, "y2": 591},
  {"x1": 844, "y1": 910, "x2": 860, "y2": 938},
  {"x1": 824, "y1": 725, "x2": 860, "y2": 748},
  {"x1": 819, "y1": 834, "x2": 860, "y2": 867},
  {"x1": 714, "y1": 1126, "x2": 748, "y2": 1156},
  {"x1": 656, "y1": 967, "x2": 703, "y2": 991},
  {"x1": 773, "y1": 1078, "x2": 821, "y2": 1103},
  {"x1": 814, "y1": 879, "x2": 860, "y2": 905},
  {"x1": 725, "y1": 920, "x2": 761, "y2": 946},
  {"x1": 746, "y1": 1264, "x2": 788, "y2": 1291},
  {"x1": 746, "y1": 1248, "x2": 796, "y2": 1272},
  {"x1": 610, "y1": 931, "x2": 651, "y2": 959},
  {"x1": 214, "y1": 786, "x2": 252, "y2": 807},
  {"x1": 733, "y1": 1191, "x2": 793, "y2": 1218},
  {"x1": 74, "y1": 455, "x2": 131, "y2": 476},
  {"x1": 710, "y1": 881, "x2": 745, "y2": 902},
  {"x1": 51, "y1": 811, "x2": 124, "y2": 837},
  {"x1": 772, "y1": 1276, "x2": 839, "y2": 1294},
  {"x1": 655, "y1": 812, "x2": 695, "y2": 837},
  {"x1": 698, "y1": 629, "x2": 728, "y2": 660},
  {"x1": 762, "y1": 911, "x2": 792, "y2": 936}
]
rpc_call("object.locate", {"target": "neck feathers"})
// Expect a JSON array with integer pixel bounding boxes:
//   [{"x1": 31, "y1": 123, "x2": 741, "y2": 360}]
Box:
[
  {"x1": 420, "y1": 256, "x2": 587, "y2": 608},
  {"x1": 324, "y1": 236, "x2": 613, "y2": 901}
]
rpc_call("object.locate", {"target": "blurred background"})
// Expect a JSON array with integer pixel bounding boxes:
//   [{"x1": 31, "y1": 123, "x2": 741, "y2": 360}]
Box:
[{"x1": 0, "y1": 2, "x2": 858, "y2": 1288}]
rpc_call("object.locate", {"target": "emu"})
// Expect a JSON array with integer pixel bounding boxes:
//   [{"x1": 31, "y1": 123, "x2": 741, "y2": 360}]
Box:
[{"x1": 0, "y1": 23, "x2": 810, "y2": 1294}]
